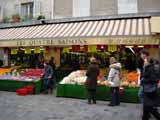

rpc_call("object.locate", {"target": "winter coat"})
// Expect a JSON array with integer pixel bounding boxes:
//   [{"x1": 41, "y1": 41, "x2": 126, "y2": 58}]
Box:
[
  {"x1": 108, "y1": 63, "x2": 121, "y2": 87},
  {"x1": 86, "y1": 62, "x2": 100, "y2": 90},
  {"x1": 142, "y1": 63, "x2": 159, "y2": 107},
  {"x1": 141, "y1": 63, "x2": 158, "y2": 85},
  {"x1": 44, "y1": 65, "x2": 54, "y2": 80}
]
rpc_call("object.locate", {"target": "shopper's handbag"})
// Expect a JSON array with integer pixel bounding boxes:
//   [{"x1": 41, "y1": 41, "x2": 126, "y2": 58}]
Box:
[{"x1": 142, "y1": 83, "x2": 157, "y2": 93}]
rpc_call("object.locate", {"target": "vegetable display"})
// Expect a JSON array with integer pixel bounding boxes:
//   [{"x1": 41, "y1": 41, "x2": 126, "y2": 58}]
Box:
[{"x1": 60, "y1": 70, "x2": 139, "y2": 88}]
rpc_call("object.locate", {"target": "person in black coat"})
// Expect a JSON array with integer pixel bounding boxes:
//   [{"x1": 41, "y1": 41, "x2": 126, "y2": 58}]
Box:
[
  {"x1": 141, "y1": 58, "x2": 160, "y2": 120},
  {"x1": 85, "y1": 57, "x2": 100, "y2": 104},
  {"x1": 43, "y1": 61, "x2": 54, "y2": 94},
  {"x1": 49, "y1": 57, "x2": 56, "y2": 92},
  {"x1": 29, "y1": 51, "x2": 36, "y2": 68}
]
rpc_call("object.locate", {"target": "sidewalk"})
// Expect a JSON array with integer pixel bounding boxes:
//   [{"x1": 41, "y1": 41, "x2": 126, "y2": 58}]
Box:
[{"x1": 0, "y1": 91, "x2": 157, "y2": 120}]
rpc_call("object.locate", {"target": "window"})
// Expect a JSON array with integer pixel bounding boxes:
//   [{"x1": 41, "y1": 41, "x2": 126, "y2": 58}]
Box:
[
  {"x1": 73, "y1": 0, "x2": 90, "y2": 17},
  {"x1": 118, "y1": 0, "x2": 138, "y2": 14},
  {"x1": 14, "y1": 4, "x2": 20, "y2": 14},
  {"x1": 21, "y1": 2, "x2": 33, "y2": 19},
  {"x1": 0, "y1": 6, "x2": 3, "y2": 20}
]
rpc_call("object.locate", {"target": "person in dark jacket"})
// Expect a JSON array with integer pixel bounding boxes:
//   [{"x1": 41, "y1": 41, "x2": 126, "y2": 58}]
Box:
[
  {"x1": 49, "y1": 57, "x2": 56, "y2": 92},
  {"x1": 0, "y1": 59, "x2": 3, "y2": 68},
  {"x1": 43, "y1": 61, "x2": 54, "y2": 94},
  {"x1": 138, "y1": 49, "x2": 149, "y2": 103},
  {"x1": 85, "y1": 57, "x2": 100, "y2": 104},
  {"x1": 141, "y1": 58, "x2": 160, "y2": 120},
  {"x1": 29, "y1": 51, "x2": 36, "y2": 68}
]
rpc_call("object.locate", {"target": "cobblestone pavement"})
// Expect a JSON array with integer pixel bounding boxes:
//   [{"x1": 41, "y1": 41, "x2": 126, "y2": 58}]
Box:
[{"x1": 0, "y1": 91, "x2": 158, "y2": 120}]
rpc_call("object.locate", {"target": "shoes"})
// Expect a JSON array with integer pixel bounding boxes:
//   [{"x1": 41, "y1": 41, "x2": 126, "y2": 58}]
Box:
[
  {"x1": 108, "y1": 104, "x2": 115, "y2": 107},
  {"x1": 93, "y1": 101, "x2": 96, "y2": 104},
  {"x1": 115, "y1": 103, "x2": 120, "y2": 106},
  {"x1": 88, "y1": 101, "x2": 92, "y2": 105}
]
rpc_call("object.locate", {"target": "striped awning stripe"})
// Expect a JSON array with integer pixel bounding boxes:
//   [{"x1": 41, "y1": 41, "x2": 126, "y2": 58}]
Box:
[{"x1": 0, "y1": 17, "x2": 151, "y2": 40}]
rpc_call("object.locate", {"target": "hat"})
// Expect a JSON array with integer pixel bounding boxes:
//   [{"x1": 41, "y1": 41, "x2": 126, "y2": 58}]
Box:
[
  {"x1": 90, "y1": 57, "x2": 97, "y2": 63},
  {"x1": 110, "y1": 57, "x2": 117, "y2": 64}
]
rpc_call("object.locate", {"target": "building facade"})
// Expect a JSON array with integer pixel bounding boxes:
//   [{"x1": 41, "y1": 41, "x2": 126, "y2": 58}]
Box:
[
  {"x1": 0, "y1": 0, "x2": 160, "y2": 22},
  {"x1": 0, "y1": 0, "x2": 160, "y2": 67}
]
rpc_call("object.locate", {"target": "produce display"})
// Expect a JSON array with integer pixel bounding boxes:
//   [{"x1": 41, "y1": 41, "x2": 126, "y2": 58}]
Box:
[
  {"x1": 0, "y1": 68, "x2": 44, "y2": 81},
  {"x1": 60, "y1": 70, "x2": 87, "y2": 85},
  {"x1": 60, "y1": 69, "x2": 139, "y2": 88},
  {"x1": 0, "y1": 66, "x2": 20, "y2": 75}
]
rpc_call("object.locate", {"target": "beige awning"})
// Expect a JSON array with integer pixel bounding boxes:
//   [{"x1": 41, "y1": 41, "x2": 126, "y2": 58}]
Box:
[{"x1": 0, "y1": 17, "x2": 159, "y2": 47}]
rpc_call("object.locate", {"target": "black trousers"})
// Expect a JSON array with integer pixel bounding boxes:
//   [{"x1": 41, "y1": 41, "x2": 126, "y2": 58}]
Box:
[
  {"x1": 110, "y1": 87, "x2": 120, "y2": 106},
  {"x1": 87, "y1": 89, "x2": 96, "y2": 104},
  {"x1": 142, "y1": 106, "x2": 160, "y2": 120},
  {"x1": 142, "y1": 91, "x2": 160, "y2": 120}
]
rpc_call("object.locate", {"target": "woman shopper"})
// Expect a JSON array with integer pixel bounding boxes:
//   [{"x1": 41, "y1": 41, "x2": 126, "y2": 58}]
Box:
[
  {"x1": 85, "y1": 57, "x2": 100, "y2": 104},
  {"x1": 141, "y1": 58, "x2": 160, "y2": 120},
  {"x1": 108, "y1": 57, "x2": 122, "y2": 106}
]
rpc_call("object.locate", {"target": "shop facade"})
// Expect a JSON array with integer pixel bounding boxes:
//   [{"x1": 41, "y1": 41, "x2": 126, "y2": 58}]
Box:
[
  {"x1": 0, "y1": 16, "x2": 160, "y2": 99},
  {"x1": 0, "y1": 17, "x2": 159, "y2": 68}
]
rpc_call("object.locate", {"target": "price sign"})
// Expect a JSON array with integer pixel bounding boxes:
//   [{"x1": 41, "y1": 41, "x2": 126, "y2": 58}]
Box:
[
  {"x1": 11, "y1": 48, "x2": 17, "y2": 55},
  {"x1": 34, "y1": 48, "x2": 40, "y2": 53},
  {"x1": 88, "y1": 46, "x2": 97, "y2": 52},
  {"x1": 25, "y1": 48, "x2": 31, "y2": 54},
  {"x1": 62, "y1": 47, "x2": 70, "y2": 53},
  {"x1": 108, "y1": 45, "x2": 117, "y2": 52}
]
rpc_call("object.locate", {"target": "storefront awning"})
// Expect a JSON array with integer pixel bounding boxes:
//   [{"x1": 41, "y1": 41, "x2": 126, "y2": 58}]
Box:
[{"x1": 0, "y1": 17, "x2": 159, "y2": 47}]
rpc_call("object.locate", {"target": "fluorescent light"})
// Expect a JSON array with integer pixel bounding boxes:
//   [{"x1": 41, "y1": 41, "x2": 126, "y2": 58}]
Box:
[
  {"x1": 129, "y1": 47, "x2": 135, "y2": 54},
  {"x1": 138, "y1": 46, "x2": 144, "y2": 48},
  {"x1": 125, "y1": 46, "x2": 134, "y2": 48}
]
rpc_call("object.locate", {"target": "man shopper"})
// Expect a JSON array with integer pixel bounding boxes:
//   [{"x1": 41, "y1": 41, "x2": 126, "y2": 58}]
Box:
[
  {"x1": 137, "y1": 49, "x2": 149, "y2": 103},
  {"x1": 43, "y1": 61, "x2": 54, "y2": 94},
  {"x1": 141, "y1": 58, "x2": 160, "y2": 120}
]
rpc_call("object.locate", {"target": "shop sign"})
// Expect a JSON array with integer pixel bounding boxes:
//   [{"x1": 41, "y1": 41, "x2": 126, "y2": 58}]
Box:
[
  {"x1": 16, "y1": 39, "x2": 87, "y2": 46},
  {"x1": 0, "y1": 37, "x2": 159, "y2": 47}
]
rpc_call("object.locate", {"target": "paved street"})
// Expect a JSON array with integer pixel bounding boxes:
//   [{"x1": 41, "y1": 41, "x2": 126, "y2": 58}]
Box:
[{"x1": 0, "y1": 91, "x2": 158, "y2": 120}]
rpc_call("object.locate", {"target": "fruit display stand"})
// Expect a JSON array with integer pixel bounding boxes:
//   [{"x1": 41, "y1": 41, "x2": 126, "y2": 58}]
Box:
[
  {"x1": 56, "y1": 70, "x2": 160, "y2": 103},
  {"x1": 56, "y1": 84, "x2": 139, "y2": 103},
  {"x1": 0, "y1": 68, "x2": 44, "y2": 94},
  {"x1": 0, "y1": 79, "x2": 42, "y2": 94}
]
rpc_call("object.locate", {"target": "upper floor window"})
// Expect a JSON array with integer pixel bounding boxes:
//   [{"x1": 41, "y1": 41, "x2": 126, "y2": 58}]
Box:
[
  {"x1": 73, "y1": 0, "x2": 90, "y2": 17},
  {"x1": 21, "y1": 2, "x2": 34, "y2": 19},
  {"x1": 0, "y1": 6, "x2": 2, "y2": 19},
  {"x1": 118, "y1": 0, "x2": 138, "y2": 14}
]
